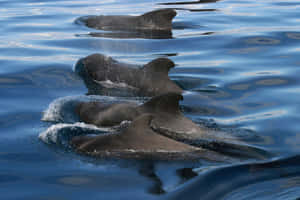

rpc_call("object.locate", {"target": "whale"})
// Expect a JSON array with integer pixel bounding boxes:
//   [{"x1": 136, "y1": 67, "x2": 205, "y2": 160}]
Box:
[
  {"x1": 76, "y1": 8, "x2": 176, "y2": 32},
  {"x1": 74, "y1": 54, "x2": 183, "y2": 96},
  {"x1": 76, "y1": 93, "x2": 272, "y2": 160},
  {"x1": 71, "y1": 114, "x2": 232, "y2": 161},
  {"x1": 76, "y1": 93, "x2": 199, "y2": 130}
]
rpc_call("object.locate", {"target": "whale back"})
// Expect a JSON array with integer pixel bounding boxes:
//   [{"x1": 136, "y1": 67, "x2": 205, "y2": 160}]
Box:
[
  {"x1": 140, "y1": 8, "x2": 176, "y2": 30},
  {"x1": 140, "y1": 93, "x2": 183, "y2": 114},
  {"x1": 143, "y1": 57, "x2": 175, "y2": 75},
  {"x1": 75, "y1": 54, "x2": 182, "y2": 96},
  {"x1": 76, "y1": 101, "x2": 139, "y2": 127},
  {"x1": 141, "y1": 58, "x2": 183, "y2": 95},
  {"x1": 76, "y1": 9, "x2": 176, "y2": 31},
  {"x1": 72, "y1": 114, "x2": 198, "y2": 153},
  {"x1": 81, "y1": 54, "x2": 138, "y2": 83}
]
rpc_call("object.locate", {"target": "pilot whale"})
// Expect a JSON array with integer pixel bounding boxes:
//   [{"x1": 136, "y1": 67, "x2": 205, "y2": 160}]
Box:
[
  {"x1": 74, "y1": 54, "x2": 183, "y2": 96},
  {"x1": 71, "y1": 114, "x2": 231, "y2": 161},
  {"x1": 76, "y1": 93, "x2": 271, "y2": 159},
  {"x1": 76, "y1": 8, "x2": 176, "y2": 31},
  {"x1": 76, "y1": 93, "x2": 198, "y2": 130}
]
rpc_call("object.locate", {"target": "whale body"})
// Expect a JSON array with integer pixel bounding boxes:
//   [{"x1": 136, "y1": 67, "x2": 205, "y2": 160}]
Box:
[
  {"x1": 71, "y1": 114, "x2": 231, "y2": 161},
  {"x1": 76, "y1": 93, "x2": 271, "y2": 160},
  {"x1": 76, "y1": 93, "x2": 200, "y2": 133},
  {"x1": 76, "y1": 9, "x2": 176, "y2": 31},
  {"x1": 74, "y1": 54, "x2": 183, "y2": 96}
]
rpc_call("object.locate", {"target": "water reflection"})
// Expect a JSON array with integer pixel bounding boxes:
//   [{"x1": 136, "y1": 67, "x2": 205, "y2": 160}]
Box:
[
  {"x1": 256, "y1": 78, "x2": 287, "y2": 86},
  {"x1": 229, "y1": 47, "x2": 260, "y2": 54},
  {"x1": 77, "y1": 30, "x2": 173, "y2": 39},
  {"x1": 2, "y1": 0, "x2": 300, "y2": 199},
  {"x1": 58, "y1": 176, "x2": 93, "y2": 186},
  {"x1": 285, "y1": 133, "x2": 300, "y2": 151},
  {"x1": 286, "y1": 32, "x2": 300, "y2": 40},
  {"x1": 159, "y1": 0, "x2": 221, "y2": 5},
  {"x1": 216, "y1": 109, "x2": 287, "y2": 124},
  {"x1": 0, "y1": 174, "x2": 21, "y2": 183},
  {"x1": 0, "y1": 152, "x2": 51, "y2": 163},
  {"x1": 174, "y1": 8, "x2": 218, "y2": 12},
  {"x1": 167, "y1": 155, "x2": 300, "y2": 200},
  {"x1": 245, "y1": 37, "x2": 281, "y2": 45},
  {"x1": 0, "y1": 67, "x2": 81, "y2": 88}
]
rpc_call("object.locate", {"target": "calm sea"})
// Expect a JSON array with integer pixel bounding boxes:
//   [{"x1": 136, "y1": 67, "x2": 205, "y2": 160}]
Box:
[{"x1": 1, "y1": 0, "x2": 300, "y2": 199}]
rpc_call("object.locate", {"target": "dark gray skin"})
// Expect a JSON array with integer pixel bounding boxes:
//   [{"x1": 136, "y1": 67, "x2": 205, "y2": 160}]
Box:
[
  {"x1": 71, "y1": 114, "x2": 232, "y2": 161},
  {"x1": 74, "y1": 53, "x2": 183, "y2": 96},
  {"x1": 76, "y1": 93, "x2": 196, "y2": 130},
  {"x1": 76, "y1": 93, "x2": 272, "y2": 160},
  {"x1": 76, "y1": 8, "x2": 176, "y2": 31}
]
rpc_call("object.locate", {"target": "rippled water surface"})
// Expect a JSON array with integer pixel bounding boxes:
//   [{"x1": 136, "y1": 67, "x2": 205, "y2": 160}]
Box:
[{"x1": 1, "y1": 0, "x2": 300, "y2": 199}]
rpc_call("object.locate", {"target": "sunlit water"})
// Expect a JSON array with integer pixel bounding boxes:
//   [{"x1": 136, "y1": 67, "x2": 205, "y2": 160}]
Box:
[{"x1": 1, "y1": 0, "x2": 300, "y2": 199}]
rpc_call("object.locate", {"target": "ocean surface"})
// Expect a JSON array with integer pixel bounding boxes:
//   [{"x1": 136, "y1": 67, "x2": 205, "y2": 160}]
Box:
[{"x1": 1, "y1": 0, "x2": 300, "y2": 199}]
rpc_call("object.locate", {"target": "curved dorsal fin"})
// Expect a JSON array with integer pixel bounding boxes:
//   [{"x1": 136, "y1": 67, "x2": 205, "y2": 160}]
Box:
[
  {"x1": 141, "y1": 9, "x2": 176, "y2": 30},
  {"x1": 143, "y1": 57, "x2": 175, "y2": 75},
  {"x1": 142, "y1": 93, "x2": 183, "y2": 113}
]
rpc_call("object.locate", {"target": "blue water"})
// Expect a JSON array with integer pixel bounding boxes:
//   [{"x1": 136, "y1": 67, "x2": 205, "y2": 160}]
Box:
[{"x1": 1, "y1": 0, "x2": 300, "y2": 199}]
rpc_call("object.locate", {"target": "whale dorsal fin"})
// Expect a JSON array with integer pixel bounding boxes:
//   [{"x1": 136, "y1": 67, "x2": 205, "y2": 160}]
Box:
[
  {"x1": 143, "y1": 58, "x2": 175, "y2": 75},
  {"x1": 142, "y1": 93, "x2": 183, "y2": 114},
  {"x1": 141, "y1": 9, "x2": 176, "y2": 30}
]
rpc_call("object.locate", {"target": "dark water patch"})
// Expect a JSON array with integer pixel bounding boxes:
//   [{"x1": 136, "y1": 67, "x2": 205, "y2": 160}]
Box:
[
  {"x1": 176, "y1": 168, "x2": 198, "y2": 181},
  {"x1": 159, "y1": 0, "x2": 221, "y2": 5},
  {"x1": 246, "y1": 37, "x2": 281, "y2": 45},
  {"x1": 139, "y1": 163, "x2": 166, "y2": 194},
  {"x1": 172, "y1": 21, "x2": 203, "y2": 30},
  {"x1": 0, "y1": 112, "x2": 40, "y2": 128},
  {"x1": 0, "y1": 174, "x2": 21, "y2": 184},
  {"x1": 272, "y1": 2, "x2": 300, "y2": 6},
  {"x1": 153, "y1": 53, "x2": 178, "y2": 57},
  {"x1": 172, "y1": 66, "x2": 224, "y2": 75},
  {"x1": 0, "y1": 152, "x2": 52, "y2": 163},
  {"x1": 0, "y1": 66, "x2": 82, "y2": 89},
  {"x1": 226, "y1": 76, "x2": 294, "y2": 96},
  {"x1": 166, "y1": 155, "x2": 300, "y2": 200},
  {"x1": 174, "y1": 8, "x2": 218, "y2": 12},
  {"x1": 286, "y1": 32, "x2": 300, "y2": 40},
  {"x1": 192, "y1": 86, "x2": 232, "y2": 99},
  {"x1": 226, "y1": 32, "x2": 300, "y2": 53},
  {"x1": 172, "y1": 77, "x2": 206, "y2": 90}
]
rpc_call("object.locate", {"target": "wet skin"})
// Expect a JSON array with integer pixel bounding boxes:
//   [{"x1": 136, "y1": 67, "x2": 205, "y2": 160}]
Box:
[{"x1": 74, "y1": 54, "x2": 183, "y2": 96}]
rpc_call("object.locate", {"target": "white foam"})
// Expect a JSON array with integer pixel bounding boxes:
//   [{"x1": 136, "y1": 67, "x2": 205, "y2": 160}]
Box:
[
  {"x1": 42, "y1": 95, "x2": 137, "y2": 123},
  {"x1": 95, "y1": 79, "x2": 138, "y2": 90},
  {"x1": 39, "y1": 122, "x2": 110, "y2": 148}
]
